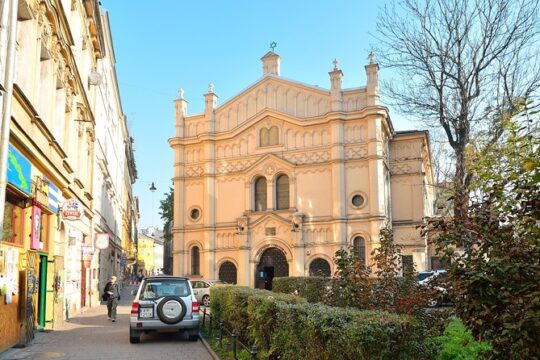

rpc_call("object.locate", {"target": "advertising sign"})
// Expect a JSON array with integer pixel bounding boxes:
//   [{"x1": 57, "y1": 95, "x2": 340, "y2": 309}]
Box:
[
  {"x1": 61, "y1": 200, "x2": 83, "y2": 221},
  {"x1": 7, "y1": 144, "x2": 32, "y2": 195}
]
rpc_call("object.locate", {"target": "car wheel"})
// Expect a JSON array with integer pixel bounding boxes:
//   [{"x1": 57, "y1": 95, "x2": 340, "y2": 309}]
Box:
[
  {"x1": 202, "y1": 295, "x2": 210, "y2": 307},
  {"x1": 129, "y1": 329, "x2": 140, "y2": 344},
  {"x1": 157, "y1": 296, "x2": 187, "y2": 324}
]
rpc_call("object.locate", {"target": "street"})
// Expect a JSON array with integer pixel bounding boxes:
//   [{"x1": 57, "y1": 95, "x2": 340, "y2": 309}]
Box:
[{"x1": 0, "y1": 286, "x2": 213, "y2": 360}]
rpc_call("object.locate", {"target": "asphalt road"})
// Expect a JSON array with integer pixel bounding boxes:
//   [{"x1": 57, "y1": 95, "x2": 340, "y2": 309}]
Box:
[{"x1": 0, "y1": 285, "x2": 213, "y2": 360}]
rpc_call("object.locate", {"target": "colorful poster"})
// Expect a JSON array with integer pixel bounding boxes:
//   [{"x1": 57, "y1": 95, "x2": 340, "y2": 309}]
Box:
[
  {"x1": 6, "y1": 144, "x2": 32, "y2": 195},
  {"x1": 31, "y1": 206, "x2": 42, "y2": 250}
]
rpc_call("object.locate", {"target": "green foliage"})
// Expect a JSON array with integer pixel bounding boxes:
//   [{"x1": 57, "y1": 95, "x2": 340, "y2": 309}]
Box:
[
  {"x1": 324, "y1": 247, "x2": 372, "y2": 309},
  {"x1": 426, "y1": 104, "x2": 540, "y2": 359},
  {"x1": 436, "y1": 318, "x2": 491, "y2": 360},
  {"x1": 272, "y1": 276, "x2": 328, "y2": 303},
  {"x1": 209, "y1": 285, "x2": 305, "y2": 344},
  {"x1": 270, "y1": 303, "x2": 426, "y2": 360},
  {"x1": 158, "y1": 187, "x2": 173, "y2": 242},
  {"x1": 324, "y1": 222, "x2": 433, "y2": 314},
  {"x1": 210, "y1": 284, "x2": 436, "y2": 360}
]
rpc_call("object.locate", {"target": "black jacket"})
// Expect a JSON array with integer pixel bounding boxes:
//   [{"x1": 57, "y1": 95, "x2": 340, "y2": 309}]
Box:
[{"x1": 103, "y1": 282, "x2": 120, "y2": 300}]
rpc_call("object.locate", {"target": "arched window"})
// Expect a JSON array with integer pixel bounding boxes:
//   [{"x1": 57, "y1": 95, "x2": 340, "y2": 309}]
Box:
[
  {"x1": 191, "y1": 246, "x2": 200, "y2": 275},
  {"x1": 254, "y1": 176, "x2": 267, "y2": 211},
  {"x1": 260, "y1": 128, "x2": 269, "y2": 147},
  {"x1": 353, "y1": 236, "x2": 366, "y2": 265},
  {"x1": 309, "y1": 258, "x2": 331, "y2": 277},
  {"x1": 269, "y1": 126, "x2": 279, "y2": 145},
  {"x1": 218, "y1": 261, "x2": 237, "y2": 284},
  {"x1": 276, "y1": 174, "x2": 289, "y2": 210},
  {"x1": 260, "y1": 126, "x2": 279, "y2": 147}
]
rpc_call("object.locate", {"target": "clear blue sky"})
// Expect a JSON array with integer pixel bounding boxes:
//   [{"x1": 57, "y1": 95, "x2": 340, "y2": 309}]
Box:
[{"x1": 100, "y1": 0, "x2": 417, "y2": 230}]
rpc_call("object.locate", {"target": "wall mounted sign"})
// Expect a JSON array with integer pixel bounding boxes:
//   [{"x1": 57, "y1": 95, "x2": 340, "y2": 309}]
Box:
[
  {"x1": 6, "y1": 144, "x2": 32, "y2": 195},
  {"x1": 46, "y1": 179, "x2": 60, "y2": 213},
  {"x1": 95, "y1": 233, "x2": 109, "y2": 250},
  {"x1": 61, "y1": 200, "x2": 83, "y2": 221},
  {"x1": 30, "y1": 205, "x2": 42, "y2": 250}
]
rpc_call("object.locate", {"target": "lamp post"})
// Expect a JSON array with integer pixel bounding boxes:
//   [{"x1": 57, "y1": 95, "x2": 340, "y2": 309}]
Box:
[{"x1": 149, "y1": 182, "x2": 156, "y2": 227}]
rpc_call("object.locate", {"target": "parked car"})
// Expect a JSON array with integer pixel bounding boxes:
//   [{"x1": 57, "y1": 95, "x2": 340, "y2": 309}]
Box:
[
  {"x1": 417, "y1": 270, "x2": 451, "y2": 307},
  {"x1": 190, "y1": 279, "x2": 224, "y2": 307},
  {"x1": 129, "y1": 275, "x2": 199, "y2": 343}
]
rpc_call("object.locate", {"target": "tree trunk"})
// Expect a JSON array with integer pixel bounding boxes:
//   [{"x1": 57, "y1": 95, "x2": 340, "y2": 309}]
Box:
[{"x1": 453, "y1": 147, "x2": 469, "y2": 226}]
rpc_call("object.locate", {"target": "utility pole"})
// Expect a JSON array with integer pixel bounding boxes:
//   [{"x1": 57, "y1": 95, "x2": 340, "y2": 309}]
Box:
[{"x1": 0, "y1": 0, "x2": 19, "y2": 241}]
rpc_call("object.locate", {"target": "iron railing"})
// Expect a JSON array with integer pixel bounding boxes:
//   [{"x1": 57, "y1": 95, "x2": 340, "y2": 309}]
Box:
[{"x1": 201, "y1": 307, "x2": 259, "y2": 360}]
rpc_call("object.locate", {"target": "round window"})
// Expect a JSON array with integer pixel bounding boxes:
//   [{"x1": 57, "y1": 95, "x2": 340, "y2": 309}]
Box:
[
  {"x1": 351, "y1": 194, "x2": 365, "y2": 208},
  {"x1": 189, "y1": 208, "x2": 201, "y2": 221}
]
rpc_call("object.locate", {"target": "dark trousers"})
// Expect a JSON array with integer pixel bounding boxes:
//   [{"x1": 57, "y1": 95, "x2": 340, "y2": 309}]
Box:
[{"x1": 107, "y1": 298, "x2": 118, "y2": 319}]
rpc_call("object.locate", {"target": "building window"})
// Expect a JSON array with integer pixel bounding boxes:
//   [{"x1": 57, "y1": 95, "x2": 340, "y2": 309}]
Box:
[
  {"x1": 254, "y1": 176, "x2": 267, "y2": 211},
  {"x1": 2, "y1": 193, "x2": 24, "y2": 246},
  {"x1": 350, "y1": 192, "x2": 366, "y2": 209},
  {"x1": 275, "y1": 174, "x2": 289, "y2": 210},
  {"x1": 189, "y1": 206, "x2": 202, "y2": 222},
  {"x1": 402, "y1": 255, "x2": 414, "y2": 274},
  {"x1": 191, "y1": 246, "x2": 200, "y2": 275},
  {"x1": 309, "y1": 258, "x2": 331, "y2": 277},
  {"x1": 353, "y1": 236, "x2": 366, "y2": 265},
  {"x1": 259, "y1": 126, "x2": 279, "y2": 147}
]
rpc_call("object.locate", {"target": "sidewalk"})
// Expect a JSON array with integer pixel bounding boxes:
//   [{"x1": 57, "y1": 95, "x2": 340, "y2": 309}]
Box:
[{"x1": 0, "y1": 285, "x2": 212, "y2": 360}]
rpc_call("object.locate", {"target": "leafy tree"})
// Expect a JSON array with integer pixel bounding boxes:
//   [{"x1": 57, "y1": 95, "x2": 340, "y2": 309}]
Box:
[
  {"x1": 324, "y1": 247, "x2": 371, "y2": 309},
  {"x1": 424, "y1": 103, "x2": 540, "y2": 358},
  {"x1": 376, "y1": 0, "x2": 540, "y2": 224},
  {"x1": 158, "y1": 187, "x2": 173, "y2": 242}
]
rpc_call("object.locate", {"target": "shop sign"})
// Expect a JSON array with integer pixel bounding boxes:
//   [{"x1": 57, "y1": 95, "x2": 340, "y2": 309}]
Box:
[
  {"x1": 46, "y1": 179, "x2": 60, "y2": 213},
  {"x1": 30, "y1": 205, "x2": 42, "y2": 250},
  {"x1": 6, "y1": 144, "x2": 32, "y2": 195},
  {"x1": 95, "y1": 233, "x2": 109, "y2": 249},
  {"x1": 34, "y1": 176, "x2": 49, "y2": 208},
  {"x1": 61, "y1": 200, "x2": 83, "y2": 220},
  {"x1": 81, "y1": 245, "x2": 94, "y2": 260}
]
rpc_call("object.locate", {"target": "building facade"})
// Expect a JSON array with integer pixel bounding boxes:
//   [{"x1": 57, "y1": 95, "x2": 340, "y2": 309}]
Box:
[
  {"x1": 0, "y1": 0, "x2": 136, "y2": 352},
  {"x1": 169, "y1": 51, "x2": 435, "y2": 288}
]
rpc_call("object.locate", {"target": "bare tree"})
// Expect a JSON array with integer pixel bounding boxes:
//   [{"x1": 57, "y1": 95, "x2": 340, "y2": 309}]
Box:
[{"x1": 375, "y1": 0, "x2": 540, "y2": 224}]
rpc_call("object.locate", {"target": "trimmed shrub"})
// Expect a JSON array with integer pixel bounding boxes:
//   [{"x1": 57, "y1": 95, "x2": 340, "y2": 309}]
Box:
[
  {"x1": 210, "y1": 285, "x2": 305, "y2": 343},
  {"x1": 270, "y1": 302, "x2": 425, "y2": 360},
  {"x1": 272, "y1": 276, "x2": 329, "y2": 303}
]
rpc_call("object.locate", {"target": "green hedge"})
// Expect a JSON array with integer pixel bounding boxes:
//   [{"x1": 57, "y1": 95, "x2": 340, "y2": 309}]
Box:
[
  {"x1": 209, "y1": 285, "x2": 305, "y2": 344},
  {"x1": 272, "y1": 276, "x2": 329, "y2": 303},
  {"x1": 210, "y1": 285, "x2": 433, "y2": 360}
]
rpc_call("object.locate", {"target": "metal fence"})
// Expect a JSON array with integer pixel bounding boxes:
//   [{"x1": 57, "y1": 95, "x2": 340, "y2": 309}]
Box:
[{"x1": 201, "y1": 307, "x2": 259, "y2": 360}]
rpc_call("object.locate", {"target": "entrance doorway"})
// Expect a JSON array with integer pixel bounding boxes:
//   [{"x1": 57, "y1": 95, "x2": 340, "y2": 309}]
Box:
[{"x1": 255, "y1": 247, "x2": 289, "y2": 290}]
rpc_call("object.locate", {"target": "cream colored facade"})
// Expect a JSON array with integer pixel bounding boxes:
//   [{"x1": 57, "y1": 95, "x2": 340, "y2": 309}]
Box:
[{"x1": 169, "y1": 52, "x2": 435, "y2": 288}]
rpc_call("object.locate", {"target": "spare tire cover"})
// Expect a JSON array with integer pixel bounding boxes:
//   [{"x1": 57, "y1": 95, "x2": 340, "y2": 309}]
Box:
[{"x1": 157, "y1": 296, "x2": 187, "y2": 324}]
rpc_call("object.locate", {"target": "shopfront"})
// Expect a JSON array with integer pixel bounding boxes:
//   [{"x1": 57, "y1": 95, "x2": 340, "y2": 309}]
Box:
[{"x1": 0, "y1": 144, "x2": 62, "y2": 352}]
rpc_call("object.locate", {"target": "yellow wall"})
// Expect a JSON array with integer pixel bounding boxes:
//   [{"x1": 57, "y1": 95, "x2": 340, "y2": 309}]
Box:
[{"x1": 137, "y1": 235, "x2": 154, "y2": 273}]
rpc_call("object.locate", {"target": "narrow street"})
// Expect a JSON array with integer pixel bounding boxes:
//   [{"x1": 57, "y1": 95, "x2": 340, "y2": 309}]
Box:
[{"x1": 0, "y1": 286, "x2": 213, "y2": 360}]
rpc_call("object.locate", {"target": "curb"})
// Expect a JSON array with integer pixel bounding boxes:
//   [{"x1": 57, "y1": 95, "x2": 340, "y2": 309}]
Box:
[{"x1": 199, "y1": 333, "x2": 221, "y2": 360}]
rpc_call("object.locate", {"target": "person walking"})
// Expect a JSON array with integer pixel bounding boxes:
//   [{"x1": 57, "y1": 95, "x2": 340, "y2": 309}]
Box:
[{"x1": 103, "y1": 276, "x2": 120, "y2": 322}]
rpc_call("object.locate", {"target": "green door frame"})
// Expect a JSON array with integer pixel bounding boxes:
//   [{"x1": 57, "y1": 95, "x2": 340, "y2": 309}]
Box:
[{"x1": 38, "y1": 254, "x2": 48, "y2": 328}]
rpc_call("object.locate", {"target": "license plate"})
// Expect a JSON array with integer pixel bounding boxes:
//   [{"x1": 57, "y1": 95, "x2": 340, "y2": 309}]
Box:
[{"x1": 139, "y1": 307, "x2": 153, "y2": 318}]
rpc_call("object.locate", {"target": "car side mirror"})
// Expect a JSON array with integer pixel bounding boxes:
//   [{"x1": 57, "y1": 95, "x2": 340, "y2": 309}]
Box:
[
  {"x1": 193, "y1": 290, "x2": 199, "y2": 295},
  {"x1": 131, "y1": 290, "x2": 137, "y2": 296}
]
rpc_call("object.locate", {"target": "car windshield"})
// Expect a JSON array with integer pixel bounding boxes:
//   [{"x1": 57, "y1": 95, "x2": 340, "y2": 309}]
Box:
[
  {"x1": 417, "y1": 272, "x2": 434, "y2": 281},
  {"x1": 140, "y1": 279, "x2": 190, "y2": 300}
]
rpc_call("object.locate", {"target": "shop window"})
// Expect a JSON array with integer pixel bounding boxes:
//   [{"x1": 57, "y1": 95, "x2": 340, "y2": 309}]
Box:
[{"x1": 2, "y1": 194, "x2": 24, "y2": 246}]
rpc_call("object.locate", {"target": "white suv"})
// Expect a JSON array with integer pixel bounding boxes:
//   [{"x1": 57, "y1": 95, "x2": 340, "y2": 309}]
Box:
[{"x1": 129, "y1": 276, "x2": 199, "y2": 343}]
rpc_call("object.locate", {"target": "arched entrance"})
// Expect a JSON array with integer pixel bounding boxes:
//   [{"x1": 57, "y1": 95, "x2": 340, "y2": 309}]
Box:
[
  {"x1": 255, "y1": 247, "x2": 289, "y2": 290},
  {"x1": 218, "y1": 261, "x2": 237, "y2": 284}
]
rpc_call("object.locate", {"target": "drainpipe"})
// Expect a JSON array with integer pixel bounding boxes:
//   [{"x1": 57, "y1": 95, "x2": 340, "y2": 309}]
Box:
[{"x1": 0, "y1": 0, "x2": 18, "y2": 241}]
